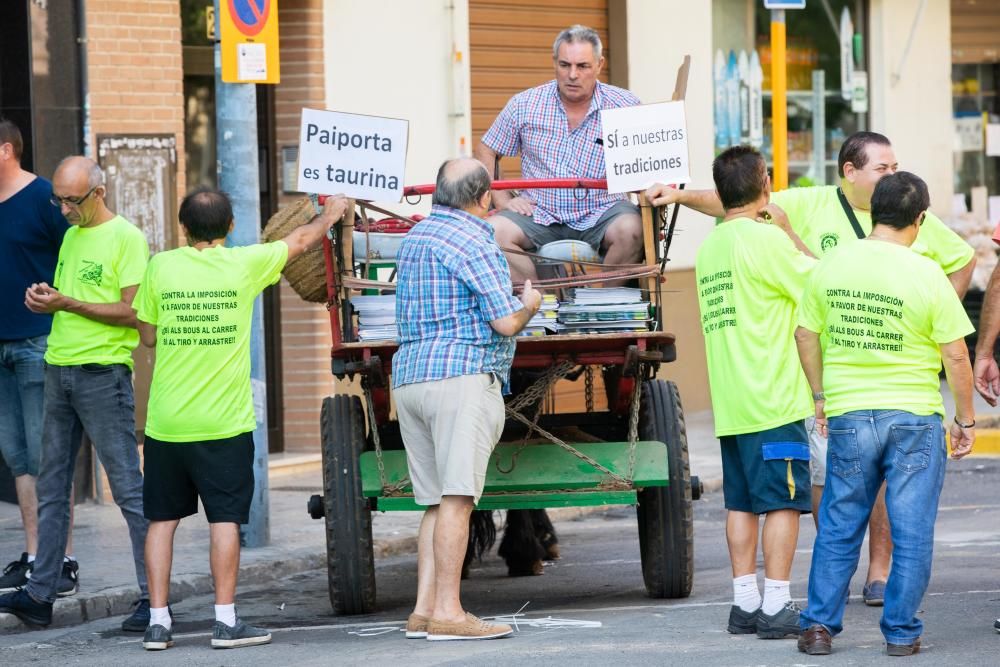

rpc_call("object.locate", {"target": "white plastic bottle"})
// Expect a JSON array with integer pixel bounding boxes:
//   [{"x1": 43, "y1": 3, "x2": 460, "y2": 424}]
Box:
[
  {"x1": 714, "y1": 49, "x2": 727, "y2": 150},
  {"x1": 749, "y1": 50, "x2": 764, "y2": 149}
]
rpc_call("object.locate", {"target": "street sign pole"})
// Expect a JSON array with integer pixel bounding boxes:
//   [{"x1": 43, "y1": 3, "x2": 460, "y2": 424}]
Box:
[
  {"x1": 770, "y1": 9, "x2": 788, "y2": 191},
  {"x1": 214, "y1": 0, "x2": 270, "y2": 548}
]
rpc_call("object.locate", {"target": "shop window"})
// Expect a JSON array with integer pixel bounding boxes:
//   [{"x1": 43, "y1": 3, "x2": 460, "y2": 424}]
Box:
[
  {"x1": 712, "y1": 0, "x2": 869, "y2": 187},
  {"x1": 952, "y1": 62, "x2": 999, "y2": 204}
]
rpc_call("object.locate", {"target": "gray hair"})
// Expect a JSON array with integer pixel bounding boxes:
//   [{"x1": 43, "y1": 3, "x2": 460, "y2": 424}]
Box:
[
  {"x1": 552, "y1": 25, "x2": 602, "y2": 60},
  {"x1": 85, "y1": 162, "x2": 105, "y2": 189},
  {"x1": 433, "y1": 159, "x2": 491, "y2": 210},
  {"x1": 56, "y1": 155, "x2": 105, "y2": 189}
]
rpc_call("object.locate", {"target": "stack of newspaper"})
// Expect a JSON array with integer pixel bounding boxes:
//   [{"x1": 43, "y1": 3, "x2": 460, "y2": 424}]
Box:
[
  {"x1": 519, "y1": 294, "x2": 560, "y2": 337},
  {"x1": 350, "y1": 295, "x2": 397, "y2": 341},
  {"x1": 557, "y1": 287, "x2": 651, "y2": 333}
]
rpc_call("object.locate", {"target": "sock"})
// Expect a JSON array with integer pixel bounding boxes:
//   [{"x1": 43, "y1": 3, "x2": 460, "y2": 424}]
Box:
[
  {"x1": 150, "y1": 606, "x2": 172, "y2": 631},
  {"x1": 761, "y1": 578, "x2": 791, "y2": 615},
  {"x1": 26, "y1": 554, "x2": 35, "y2": 563},
  {"x1": 733, "y1": 573, "x2": 761, "y2": 612},
  {"x1": 215, "y1": 603, "x2": 236, "y2": 627}
]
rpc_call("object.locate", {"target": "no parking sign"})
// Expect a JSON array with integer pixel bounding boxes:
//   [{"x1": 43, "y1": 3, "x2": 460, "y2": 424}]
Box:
[{"x1": 220, "y1": 0, "x2": 281, "y2": 83}]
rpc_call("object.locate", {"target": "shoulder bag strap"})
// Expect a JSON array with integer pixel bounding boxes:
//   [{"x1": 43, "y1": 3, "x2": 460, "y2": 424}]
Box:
[{"x1": 836, "y1": 187, "x2": 867, "y2": 240}]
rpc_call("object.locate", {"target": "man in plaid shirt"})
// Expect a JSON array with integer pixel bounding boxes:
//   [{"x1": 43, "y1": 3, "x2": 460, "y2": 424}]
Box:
[
  {"x1": 474, "y1": 25, "x2": 642, "y2": 283},
  {"x1": 392, "y1": 158, "x2": 541, "y2": 641}
]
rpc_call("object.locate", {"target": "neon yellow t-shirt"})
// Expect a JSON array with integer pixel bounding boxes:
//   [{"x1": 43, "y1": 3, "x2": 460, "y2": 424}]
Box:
[
  {"x1": 771, "y1": 185, "x2": 974, "y2": 273},
  {"x1": 46, "y1": 215, "x2": 148, "y2": 369},
  {"x1": 134, "y1": 241, "x2": 289, "y2": 442},
  {"x1": 798, "y1": 239, "x2": 974, "y2": 418},
  {"x1": 696, "y1": 218, "x2": 817, "y2": 437}
]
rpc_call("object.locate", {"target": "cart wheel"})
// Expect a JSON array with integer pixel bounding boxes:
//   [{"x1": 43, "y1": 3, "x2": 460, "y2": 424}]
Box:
[
  {"x1": 636, "y1": 379, "x2": 694, "y2": 598},
  {"x1": 320, "y1": 395, "x2": 376, "y2": 614}
]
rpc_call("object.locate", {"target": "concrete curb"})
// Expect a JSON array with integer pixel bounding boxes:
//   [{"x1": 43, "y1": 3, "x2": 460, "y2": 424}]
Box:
[
  {"x1": 0, "y1": 535, "x2": 415, "y2": 634},
  {"x1": 0, "y1": 476, "x2": 725, "y2": 634},
  {"x1": 962, "y1": 428, "x2": 1000, "y2": 456}
]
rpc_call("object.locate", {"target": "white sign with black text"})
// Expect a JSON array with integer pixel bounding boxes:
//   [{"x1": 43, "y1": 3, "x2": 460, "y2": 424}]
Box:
[
  {"x1": 600, "y1": 101, "x2": 691, "y2": 194},
  {"x1": 296, "y1": 108, "x2": 409, "y2": 201}
]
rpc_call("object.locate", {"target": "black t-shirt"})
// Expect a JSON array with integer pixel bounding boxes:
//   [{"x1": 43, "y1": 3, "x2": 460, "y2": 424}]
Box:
[{"x1": 0, "y1": 176, "x2": 69, "y2": 340}]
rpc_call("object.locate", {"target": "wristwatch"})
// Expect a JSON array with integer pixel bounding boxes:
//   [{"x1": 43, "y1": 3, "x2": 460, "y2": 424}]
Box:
[{"x1": 812, "y1": 391, "x2": 825, "y2": 401}]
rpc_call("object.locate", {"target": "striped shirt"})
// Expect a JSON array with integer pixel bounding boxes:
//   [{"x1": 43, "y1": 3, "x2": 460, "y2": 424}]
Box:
[
  {"x1": 481, "y1": 79, "x2": 640, "y2": 230},
  {"x1": 392, "y1": 205, "x2": 523, "y2": 388}
]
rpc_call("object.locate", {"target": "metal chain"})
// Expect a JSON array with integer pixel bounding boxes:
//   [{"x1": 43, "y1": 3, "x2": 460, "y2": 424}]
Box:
[
  {"x1": 503, "y1": 407, "x2": 632, "y2": 489},
  {"x1": 498, "y1": 359, "x2": 632, "y2": 487},
  {"x1": 585, "y1": 366, "x2": 594, "y2": 413},
  {"x1": 505, "y1": 361, "x2": 576, "y2": 413},
  {"x1": 626, "y1": 374, "x2": 643, "y2": 482},
  {"x1": 365, "y1": 385, "x2": 410, "y2": 496},
  {"x1": 496, "y1": 362, "x2": 574, "y2": 474},
  {"x1": 373, "y1": 361, "x2": 640, "y2": 498}
]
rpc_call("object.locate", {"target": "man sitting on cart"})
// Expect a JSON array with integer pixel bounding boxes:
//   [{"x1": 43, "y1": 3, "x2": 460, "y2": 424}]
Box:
[{"x1": 473, "y1": 24, "x2": 642, "y2": 284}]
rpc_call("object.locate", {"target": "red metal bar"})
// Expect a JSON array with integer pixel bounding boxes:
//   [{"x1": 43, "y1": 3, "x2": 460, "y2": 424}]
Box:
[
  {"x1": 322, "y1": 235, "x2": 343, "y2": 350},
  {"x1": 317, "y1": 178, "x2": 608, "y2": 203},
  {"x1": 403, "y1": 178, "x2": 608, "y2": 196}
]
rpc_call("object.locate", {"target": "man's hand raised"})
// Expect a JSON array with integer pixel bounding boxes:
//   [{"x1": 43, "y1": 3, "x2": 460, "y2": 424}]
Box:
[
  {"x1": 645, "y1": 183, "x2": 683, "y2": 207},
  {"x1": 520, "y1": 279, "x2": 542, "y2": 315}
]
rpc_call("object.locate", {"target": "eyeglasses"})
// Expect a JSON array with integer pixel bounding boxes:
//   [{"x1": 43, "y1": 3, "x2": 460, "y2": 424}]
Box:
[{"x1": 51, "y1": 185, "x2": 98, "y2": 208}]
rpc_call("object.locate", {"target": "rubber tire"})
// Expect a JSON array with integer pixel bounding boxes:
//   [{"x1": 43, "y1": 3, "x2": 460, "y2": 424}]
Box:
[
  {"x1": 636, "y1": 379, "x2": 694, "y2": 598},
  {"x1": 321, "y1": 395, "x2": 376, "y2": 615}
]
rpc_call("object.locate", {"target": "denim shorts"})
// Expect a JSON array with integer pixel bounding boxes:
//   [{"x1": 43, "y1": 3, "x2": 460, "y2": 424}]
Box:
[
  {"x1": 498, "y1": 200, "x2": 640, "y2": 251},
  {"x1": 720, "y1": 420, "x2": 812, "y2": 515},
  {"x1": 0, "y1": 335, "x2": 48, "y2": 476}
]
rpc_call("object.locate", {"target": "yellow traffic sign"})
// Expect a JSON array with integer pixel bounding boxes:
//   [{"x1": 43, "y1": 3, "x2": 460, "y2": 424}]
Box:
[{"x1": 220, "y1": 0, "x2": 280, "y2": 84}]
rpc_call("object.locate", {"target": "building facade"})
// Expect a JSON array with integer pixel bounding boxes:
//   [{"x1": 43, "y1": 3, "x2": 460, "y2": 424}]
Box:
[{"x1": 0, "y1": 0, "x2": 970, "y2": 462}]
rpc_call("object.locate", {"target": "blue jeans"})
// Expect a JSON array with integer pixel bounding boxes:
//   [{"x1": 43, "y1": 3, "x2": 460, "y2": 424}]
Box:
[
  {"x1": 27, "y1": 363, "x2": 149, "y2": 604},
  {"x1": 0, "y1": 335, "x2": 47, "y2": 477},
  {"x1": 800, "y1": 410, "x2": 946, "y2": 644}
]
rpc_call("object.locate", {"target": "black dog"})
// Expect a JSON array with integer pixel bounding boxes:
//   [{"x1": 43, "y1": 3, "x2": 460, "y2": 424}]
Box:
[{"x1": 463, "y1": 509, "x2": 559, "y2": 578}]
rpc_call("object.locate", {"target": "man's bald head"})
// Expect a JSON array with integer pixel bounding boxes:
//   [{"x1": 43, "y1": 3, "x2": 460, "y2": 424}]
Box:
[
  {"x1": 51, "y1": 155, "x2": 112, "y2": 226},
  {"x1": 432, "y1": 158, "x2": 492, "y2": 212},
  {"x1": 54, "y1": 155, "x2": 104, "y2": 191}
]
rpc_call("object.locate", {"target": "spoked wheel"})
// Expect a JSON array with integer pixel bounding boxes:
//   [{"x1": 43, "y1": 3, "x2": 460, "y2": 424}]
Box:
[
  {"x1": 636, "y1": 379, "x2": 694, "y2": 598},
  {"x1": 320, "y1": 395, "x2": 376, "y2": 614}
]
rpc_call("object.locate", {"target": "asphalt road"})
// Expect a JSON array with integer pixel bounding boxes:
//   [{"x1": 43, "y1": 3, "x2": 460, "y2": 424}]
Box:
[{"x1": 2, "y1": 457, "x2": 999, "y2": 666}]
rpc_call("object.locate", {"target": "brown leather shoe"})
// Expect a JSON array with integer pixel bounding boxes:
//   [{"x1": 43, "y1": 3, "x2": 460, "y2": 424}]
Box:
[
  {"x1": 798, "y1": 624, "x2": 832, "y2": 655},
  {"x1": 426, "y1": 613, "x2": 513, "y2": 641},
  {"x1": 886, "y1": 637, "x2": 920, "y2": 656},
  {"x1": 405, "y1": 613, "x2": 429, "y2": 639}
]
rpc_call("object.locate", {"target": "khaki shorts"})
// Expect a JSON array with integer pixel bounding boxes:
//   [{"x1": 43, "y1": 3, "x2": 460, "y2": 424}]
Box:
[
  {"x1": 806, "y1": 416, "x2": 827, "y2": 486},
  {"x1": 394, "y1": 373, "x2": 505, "y2": 505}
]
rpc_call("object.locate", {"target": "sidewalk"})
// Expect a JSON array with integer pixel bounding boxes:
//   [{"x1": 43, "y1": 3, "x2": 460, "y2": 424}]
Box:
[{"x1": 0, "y1": 416, "x2": 724, "y2": 633}]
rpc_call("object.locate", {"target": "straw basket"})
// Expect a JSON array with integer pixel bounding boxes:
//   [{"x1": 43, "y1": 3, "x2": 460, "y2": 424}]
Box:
[{"x1": 262, "y1": 197, "x2": 329, "y2": 303}]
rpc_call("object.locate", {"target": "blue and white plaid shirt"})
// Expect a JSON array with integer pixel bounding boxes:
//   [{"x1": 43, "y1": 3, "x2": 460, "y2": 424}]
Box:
[
  {"x1": 481, "y1": 80, "x2": 640, "y2": 230},
  {"x1": 392, "y1": 205, "x2": 523, "y2": 388}
]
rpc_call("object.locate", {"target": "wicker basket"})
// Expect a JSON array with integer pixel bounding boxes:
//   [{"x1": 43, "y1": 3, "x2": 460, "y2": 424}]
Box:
[{"x1": 262, "y1": 197, "x2": 329, "y2": 303}]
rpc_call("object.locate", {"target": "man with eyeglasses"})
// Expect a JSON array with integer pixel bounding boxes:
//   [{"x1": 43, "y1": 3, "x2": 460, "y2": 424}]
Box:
[
  {"x1": 647, "y1": 131, "x2": 975, "y2": 609},
  {"x1": 0, "y1": 155, "x2": 152, "y2": 633},
  {"x1": 0, "y1": 119, "x2": 76, "y2": 597}
]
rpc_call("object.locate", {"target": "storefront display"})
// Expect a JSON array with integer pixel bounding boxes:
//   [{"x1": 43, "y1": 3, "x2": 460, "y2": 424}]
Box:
[{"x1": 712, "y1": 0, "x2": 868, "y2": 186}]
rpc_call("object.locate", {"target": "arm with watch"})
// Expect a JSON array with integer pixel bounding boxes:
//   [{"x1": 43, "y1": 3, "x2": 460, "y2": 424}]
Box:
[
  {"x1": 794, "y1": 325, "x2": 828, "y2": 437},
  {"x1": 941, "y1": 338, "x2": 976, "y2": 460}
]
